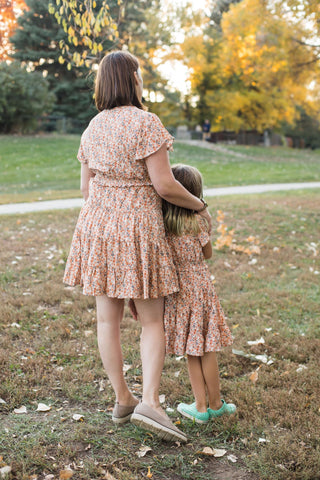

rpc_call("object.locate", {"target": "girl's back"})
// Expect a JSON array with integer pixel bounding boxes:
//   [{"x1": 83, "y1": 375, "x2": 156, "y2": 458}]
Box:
[{"x1": 166, "y1": 215, "x2": 210, "y2": 269}]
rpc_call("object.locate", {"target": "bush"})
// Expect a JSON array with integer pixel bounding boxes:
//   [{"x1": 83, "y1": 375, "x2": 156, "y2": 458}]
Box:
[{"x1": 0, "y1": 62, "x2": 55, "y2": 133}]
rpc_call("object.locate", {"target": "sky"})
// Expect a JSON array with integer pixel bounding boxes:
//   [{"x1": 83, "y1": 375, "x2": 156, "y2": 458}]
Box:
[{"x1": 158, "y1": 0, "x2": 210, "y2": 95}]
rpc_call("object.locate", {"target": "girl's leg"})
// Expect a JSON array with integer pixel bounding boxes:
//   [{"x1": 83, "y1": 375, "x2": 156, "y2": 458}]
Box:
[
  {"x1": 133, "y1": 297, "x2": 166, "y2": 415},
  {"x1": 96, "y1": 295, "x2": 137, "y2": 406},
  {"x1": 187, "y1": 355, "x2": 207, "y2": 412},
  {"x1": 200, "y1": 351, "x2": 222, "y2": 410}
]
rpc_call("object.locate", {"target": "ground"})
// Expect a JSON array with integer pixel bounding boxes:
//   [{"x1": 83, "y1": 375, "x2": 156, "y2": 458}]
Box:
[{"x1": 1, "y1": 190, "x2": 319, "y2": 480}]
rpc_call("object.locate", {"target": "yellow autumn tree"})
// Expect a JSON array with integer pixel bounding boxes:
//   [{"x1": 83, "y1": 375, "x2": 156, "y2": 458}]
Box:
[
  {"x1": 182, "y1": 0, "x2": 320, "y2": 131},
  {"x1": 0, "y1": 0, "x2": 28, "y2": 60}
]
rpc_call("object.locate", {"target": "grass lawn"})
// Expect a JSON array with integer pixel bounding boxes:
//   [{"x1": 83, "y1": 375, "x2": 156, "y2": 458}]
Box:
[
  {"x1": 1, "y1": 191, "x2": 319, "y2": 479},
  {"x1": 0, "y1": 134, "x2": 320, "y2": 204}
]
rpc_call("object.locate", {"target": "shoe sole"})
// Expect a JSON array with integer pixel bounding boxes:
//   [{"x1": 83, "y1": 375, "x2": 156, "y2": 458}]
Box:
[
  {"x1": 112, "y1": 413, "x2": 133, "y2": 424},
  {"x1": 177, "y1": 405, "x2": 209, "y2": 424},
  {"x1": 130, "y1": 413, "x2": 187, "y2": 443}
]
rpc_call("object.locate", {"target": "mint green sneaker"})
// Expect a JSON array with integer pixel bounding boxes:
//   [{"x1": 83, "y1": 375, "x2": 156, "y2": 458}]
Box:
[
  {"x1": 177, "y1": 402, "x2": 210, "y2": 424},
  {"x1": 208, "y1": 399, "x2": 237, "y2": 418}
]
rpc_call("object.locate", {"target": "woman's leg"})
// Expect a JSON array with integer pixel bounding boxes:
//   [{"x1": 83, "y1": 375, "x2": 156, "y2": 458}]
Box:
[
  {"x1": 133, "y1": 297, "x2": 166, "y2": 415},
  {"x1": 200, "y1": 351, "x2": 222, "y2": 410},
  {"x1": 187, "y1": 355, "x2": 207, "y2": 412},
  {"x1": 96, "y1": 295, "x2": 137, "y2": 406}
]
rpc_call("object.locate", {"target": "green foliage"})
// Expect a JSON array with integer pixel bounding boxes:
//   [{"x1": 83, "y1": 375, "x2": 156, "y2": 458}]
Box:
[
  {"x1": 0, "y1": 62, "x2": 54, "y2": 133},
  {"x1": 11, "y1": 0, "x2": 96, "y2": 125},
  {"x1": 283, "y1": 108, "x2": 320, "y2": 150}
]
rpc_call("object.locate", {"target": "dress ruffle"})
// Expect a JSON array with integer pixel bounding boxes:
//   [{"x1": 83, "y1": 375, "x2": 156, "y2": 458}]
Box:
[
  {"x1": 164, "y1": 265, "x2": 233, "y2": 356},
  {"x1": 63, "y1": 180, "x2": 179, "y2": 298}
]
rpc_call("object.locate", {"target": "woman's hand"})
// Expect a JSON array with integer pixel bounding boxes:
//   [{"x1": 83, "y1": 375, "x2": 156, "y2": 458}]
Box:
[{"x1": 199, "y1": 208, "x2": 212, "y2": 233}]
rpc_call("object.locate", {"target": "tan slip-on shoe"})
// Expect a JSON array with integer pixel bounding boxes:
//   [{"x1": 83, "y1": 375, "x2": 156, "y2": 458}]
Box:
[
  {"x1": 130, "y1": 402, "x2": 187, "y2": 443},
  {"x1": 112, "y1": 403, "x2": 136, "y2": 424}
]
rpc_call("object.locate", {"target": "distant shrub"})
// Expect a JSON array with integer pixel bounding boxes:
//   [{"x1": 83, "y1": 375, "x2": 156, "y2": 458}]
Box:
[{"x1": 0, "y1": 62, "x2": 55, "y2": 133}]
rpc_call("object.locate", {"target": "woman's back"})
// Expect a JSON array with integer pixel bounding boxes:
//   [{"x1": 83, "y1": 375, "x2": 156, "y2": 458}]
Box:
[{"x1": 78, "y1": 106, "x2": 173, "y2": 184}]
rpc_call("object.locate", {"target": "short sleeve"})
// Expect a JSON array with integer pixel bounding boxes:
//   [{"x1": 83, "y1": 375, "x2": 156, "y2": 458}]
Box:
[
  {"x1": 197, "y1": 215, "x2": 210, "y2": 247},
  {"x1": 135, "y1": 113, "x2": 174, "y2": 160},
  {"x1": 77, "y1": 128, "x2": 89, "y2": 164},
  {"x1": 77, "y1": 142, "x2": 88, "y2": 164}
]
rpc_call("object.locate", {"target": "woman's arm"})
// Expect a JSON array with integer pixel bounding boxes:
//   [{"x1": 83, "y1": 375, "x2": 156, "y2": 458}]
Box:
[
  {"x1": 202, "y1": 241, "x2": 213, "y2": 259},
  {"x1": 145, "y1": 144, "x2": 212, "y2": 229},
  {"x1": 80, "y1": 163, "x2": 95, "y2": 201}
]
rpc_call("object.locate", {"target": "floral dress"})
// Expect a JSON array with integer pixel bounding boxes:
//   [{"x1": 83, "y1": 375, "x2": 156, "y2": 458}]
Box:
[
  {"x1": 63, "y1": 106, "x2": 179, "y2": 298},
  {"x1": 164, "y1": 216, "x2": 233, "y2": 356}
]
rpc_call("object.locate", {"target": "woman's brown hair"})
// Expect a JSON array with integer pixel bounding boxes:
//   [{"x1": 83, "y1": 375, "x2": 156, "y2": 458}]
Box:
[
  {"x1": 95, "y1": 51, "x2": 144, "y2": 111},
  {"x1": 162, "y1": 164, "x2": 204, "y2": 236}
]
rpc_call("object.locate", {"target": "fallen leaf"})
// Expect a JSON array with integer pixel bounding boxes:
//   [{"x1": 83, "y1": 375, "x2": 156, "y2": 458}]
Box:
[
  {"x1": 227, "y1": 454, "x2": 237, "y2": 463},
  {"x1": 212, "y1": 448, "x2": 227, "y2": 457},
  {"x1": 43, "y1": 475, "x2": 55, "y2": 480},
  {"x1": 37, "y1": 403, "x2": 51, "y2": 412},
  {"x1": 59, "y1": 469, "x2": 74, "y2": 479},
  {"x1": 0, "y1": 466, "x2": 12, "y2": 477},
  {"x1": 123, "y1": 363, "x2": 132, "y2": 373},
  {"x1": 232, "y1": 349, "x2": 273, "y2": 365},
  {"x1": 146, "y1": 466, "x2": 153, "y2": 479},
  {"x1": 159, "y1": 394, "x2": 165, "y2": 404},
  {"x1": 200, "y1": 447, "x2": 227, "y2": 457},
  {"x1": 201, "y1": 447, "x2": 215, "y2": 455},
  {"x1": 72, "y1": 414, "x2": 84, "y2": 422},
  {"x1": 247, "y1": 337, "x2": 265, "y2": 346},
  {"x1": 232, "y1": 324, "x2": 239, "y2": 329},
  {"x1": 84, "y1": 330, "x2": 93, "y2": 337},
  {"x1": 14, "y1": 406, "x2": 27, "y2": 414},
  {"x1": 296, "y1": 365, "x2": 307, "y2": 373},
  {"x1": 0, "y1": 399, "x2": 6, "y2": 404},
  {"x1": 258, "y1": 438, "x2": 270, "y2": 443},
  {"x1": 249, "y1": 371, "x2": 259, "y2": 384},
  {"x1": 136, "y1": 445, "x2": 152, "y2": 458},
  {"x1": 104, "y1": 472, "x2": 117, "y2": 480}
]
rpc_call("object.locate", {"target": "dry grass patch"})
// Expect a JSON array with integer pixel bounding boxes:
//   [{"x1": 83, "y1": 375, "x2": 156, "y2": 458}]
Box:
[{"x1": 0, "y1": 192, "x2": 319, "y2": 480}]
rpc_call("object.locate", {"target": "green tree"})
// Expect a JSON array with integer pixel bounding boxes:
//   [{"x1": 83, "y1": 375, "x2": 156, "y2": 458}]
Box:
[
  {"x1": 48, "y1": 0, "x2": 181, "y2": 122},
  {"x1": 11, "y1": 0, "x2": 96, "y2": 126},
  {"x1": 0, "y1": 62, "x2": 54, "y2": 133}
]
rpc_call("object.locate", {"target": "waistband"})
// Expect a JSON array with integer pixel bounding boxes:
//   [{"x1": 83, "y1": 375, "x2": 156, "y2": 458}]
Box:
[{"x1": 93, "y1": 173, "x2": 153, "y2": 187}]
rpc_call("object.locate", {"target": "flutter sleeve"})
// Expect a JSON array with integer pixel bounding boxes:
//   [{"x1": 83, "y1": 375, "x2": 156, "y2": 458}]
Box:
[
  {"x1": 77, "y1": 128, "x2": 89, "y2": 164},
  {"x1": 135, "y1": 112, "x2": 174, "y2": 160},
  {"x1": 197, "y1": 215, "x2": 210, "y2": 247}
]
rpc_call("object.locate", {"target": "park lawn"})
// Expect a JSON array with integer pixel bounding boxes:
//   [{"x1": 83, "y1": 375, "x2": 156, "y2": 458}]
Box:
[
  {"x1": 1, "y1": 134, "x2": 320, "y2": 203},
  {"x1": 0, "y1": 191, "x2": 319, "y2": 480}
]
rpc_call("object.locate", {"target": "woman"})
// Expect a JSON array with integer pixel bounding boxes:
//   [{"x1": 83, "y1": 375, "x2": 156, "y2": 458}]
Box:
[{"x1": 63, "y1": 51, "x2": 211, "y2": 443}]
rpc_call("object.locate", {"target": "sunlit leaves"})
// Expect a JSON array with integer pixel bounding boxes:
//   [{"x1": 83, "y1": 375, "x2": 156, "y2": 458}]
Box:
[
  {"x1": 0, "y1": 0, "x2": 28, "y2": 60},
  {"x1": 48, "y1": 0, "x2": 120, "y2": 68}
]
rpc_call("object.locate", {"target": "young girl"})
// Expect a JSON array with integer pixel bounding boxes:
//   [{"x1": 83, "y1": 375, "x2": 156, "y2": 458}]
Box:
[{"x1": 163, "y1": 164, "x2": 236, "y2": 424}]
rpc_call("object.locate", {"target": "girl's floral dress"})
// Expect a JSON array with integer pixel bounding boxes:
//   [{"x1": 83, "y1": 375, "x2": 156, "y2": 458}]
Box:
[{"x1": 164, "y1": 216, "x2": 233, "y2": 356}]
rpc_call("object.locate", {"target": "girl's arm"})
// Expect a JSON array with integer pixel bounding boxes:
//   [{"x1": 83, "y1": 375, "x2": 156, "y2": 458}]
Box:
[
  {"x1": 80, "y1": 163, "x2": 95, "y2": 201},
  {"x1": 202, "y1": 241, "x2": 212, "y2": 259},
  {"x1": 146, "y1": 144, "x2": 212, "y2": 229}
]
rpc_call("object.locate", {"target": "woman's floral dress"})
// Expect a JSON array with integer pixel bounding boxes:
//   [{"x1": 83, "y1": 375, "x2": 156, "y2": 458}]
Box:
[
  {"x1": 63, "y1": 106, "x2": 179, "y2": 298},
  {"x1": 164, "y1": 216, "x2": 233, "y2": 356}
]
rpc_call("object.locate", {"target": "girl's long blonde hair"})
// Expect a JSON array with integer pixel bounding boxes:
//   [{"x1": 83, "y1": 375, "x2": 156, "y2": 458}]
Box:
[{"x1": 162, "y1": 164, "x2": 203, "y2": 236}]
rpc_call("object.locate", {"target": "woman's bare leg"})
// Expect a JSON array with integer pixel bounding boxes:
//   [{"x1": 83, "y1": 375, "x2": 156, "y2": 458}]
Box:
[
  {"x1": 96, "y1": 295, "x2": 137, "y2": 406},
  {"x1": 187, "y1": 355, "x2": 207, "y2": 412},
  {"x1": 133, "y1": 297, "x2": 166, "y2": 415},
  {"x1": 200, "y1": 352, "x2": 222, "y2": 410}
]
